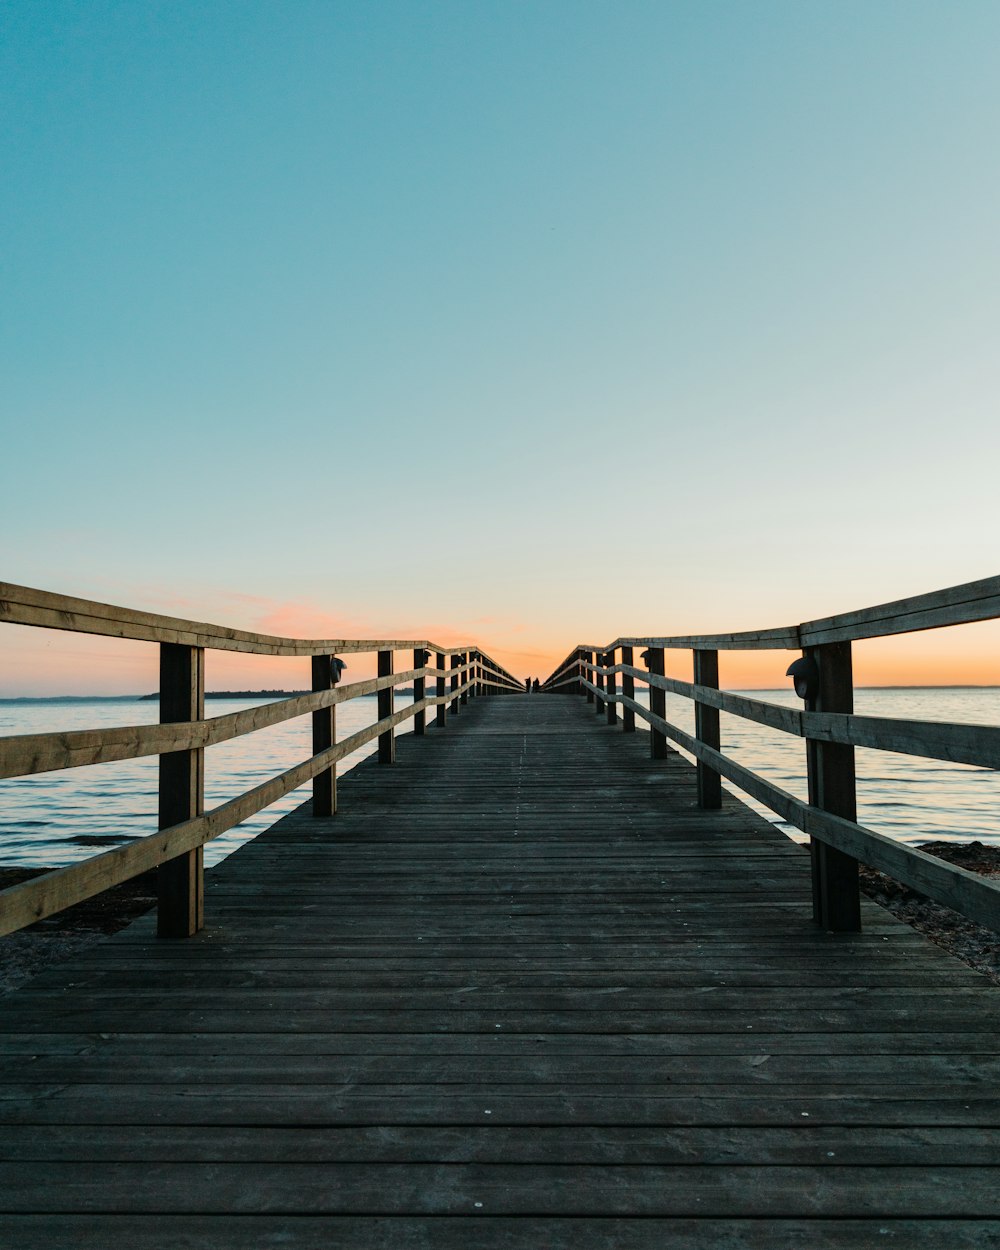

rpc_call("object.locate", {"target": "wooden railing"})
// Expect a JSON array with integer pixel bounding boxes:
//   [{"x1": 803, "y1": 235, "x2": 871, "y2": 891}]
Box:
[
  {"x1": 0, "y1": 583, "x2": 522, "y2": 938},
  {"x1": 542, "y1": 575, "x2": 1000, "y2": 934}
]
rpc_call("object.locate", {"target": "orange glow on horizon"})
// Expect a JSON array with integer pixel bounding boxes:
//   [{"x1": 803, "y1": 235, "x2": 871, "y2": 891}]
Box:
[{"x1": 2, "y1": 617, "x2": 1000, "y2": 697}]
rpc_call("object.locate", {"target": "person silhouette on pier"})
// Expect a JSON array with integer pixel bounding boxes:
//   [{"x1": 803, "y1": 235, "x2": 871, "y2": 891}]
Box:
[
  {"x1": 525, "y1": 677, "x2": 532, "y2": 692},
  {"x1": 532, "y1": 678, "x2": 540, "y2": 693}
]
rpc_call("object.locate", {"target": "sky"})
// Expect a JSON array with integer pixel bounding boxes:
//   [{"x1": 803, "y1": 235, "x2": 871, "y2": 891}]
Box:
[{"x1": 2, "y1": 0, "x2": 998, "y2": 694}]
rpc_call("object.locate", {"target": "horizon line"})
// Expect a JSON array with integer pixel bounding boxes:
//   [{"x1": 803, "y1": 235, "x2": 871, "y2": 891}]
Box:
[{"x1": 3, "y1": 683, "x2": 1000, "y2": 702}]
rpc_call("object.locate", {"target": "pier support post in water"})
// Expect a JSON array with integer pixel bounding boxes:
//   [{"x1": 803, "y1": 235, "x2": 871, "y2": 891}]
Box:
[
  {"x1": 621, "y1": 646, "x2": 635, "y2": 732},
  {"x1": 645, "y1": 646, "x2": 668, "y2": 759},
  {"x1": 157, "y1": 643, "x2": 205, "y2": 938},
  {"x1": 378, "y1": 649, "x2": 395, "y2": 764},
  {"x1": 694, "y1": 649, "x2": 722, "y2": 809},
  {"x1": 605, "y1": 648, "x2": 618, "y2": 725},
  {"x1": 413, "y1": 648, "x2": 426, "y2": 735},
  {"x1": 806, "y1": 641, "x2": 861, "y2": 932},
  {"x1": 312, "y1": 655, "x2": 337, "y2": 816},
  {"x1": 585, "y1": 651, "x2": 595, "y2": 704},
  {"x1": 436, "y1": 652, "x2": 447, "y2": 726}
]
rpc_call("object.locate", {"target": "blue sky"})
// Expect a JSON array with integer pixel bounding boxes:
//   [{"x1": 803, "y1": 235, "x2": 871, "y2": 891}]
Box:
[{"x1": 2, "y1": 0, "x2": 998, "y2": 689}]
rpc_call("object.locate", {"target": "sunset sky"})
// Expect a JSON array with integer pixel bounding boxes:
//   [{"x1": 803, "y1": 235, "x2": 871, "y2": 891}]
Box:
[{"x1": 2, "y1": 1, "x2": 998, "y2": 694}]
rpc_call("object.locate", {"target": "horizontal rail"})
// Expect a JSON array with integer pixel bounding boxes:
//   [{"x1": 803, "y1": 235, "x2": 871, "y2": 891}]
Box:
[
  {"x1": 555, "y1": 574, "x2": 1000, "y2": 661},
  {"x1": 577, "y1": 659, "x2": 1000, "y2": 771},
  {"x1": 0, "y1": 679, "x2": 478, "y2": 937},
  {"x1": 580, "y1": 679, "x2": 1000, "y2": 932},
  {"x1": 0, "y1": 663, "x2": 505, "y2": 778},
  {"x1": 0, "y1": 581, "x2": 489, "y2": 659}
]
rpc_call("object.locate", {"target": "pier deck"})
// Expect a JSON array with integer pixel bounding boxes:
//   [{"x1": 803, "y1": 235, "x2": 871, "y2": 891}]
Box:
[{"x1": 1, "y1": 695, "x2": 999, "y2": 1247}]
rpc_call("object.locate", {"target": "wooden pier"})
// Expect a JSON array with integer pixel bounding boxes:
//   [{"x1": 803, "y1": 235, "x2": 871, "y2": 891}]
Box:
[{"x1": 2, "y1": 694, "x2": 999, "y2": 1247}]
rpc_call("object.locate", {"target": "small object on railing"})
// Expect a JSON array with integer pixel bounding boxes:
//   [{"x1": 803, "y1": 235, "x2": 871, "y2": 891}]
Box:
[
  {"x1": 786, "y1": 656, "x2": 819, "y2": 701},
  {"x1": 330, "y1": 657, "x2": 347, "y2": 685}
]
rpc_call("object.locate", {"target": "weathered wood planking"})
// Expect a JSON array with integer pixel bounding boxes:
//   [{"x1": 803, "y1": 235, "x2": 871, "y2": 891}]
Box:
[{"x1": 1, "y1": 695, "x2": 999, "y2": 1248}]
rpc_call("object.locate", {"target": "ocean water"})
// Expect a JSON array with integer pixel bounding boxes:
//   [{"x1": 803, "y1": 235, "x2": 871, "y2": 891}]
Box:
[
  {"x1": 0, "y1": 689, "x2": 997, "y2": 869},
  {"x1": 0, "y1": 694, "x2": 415, "y2": 869}
]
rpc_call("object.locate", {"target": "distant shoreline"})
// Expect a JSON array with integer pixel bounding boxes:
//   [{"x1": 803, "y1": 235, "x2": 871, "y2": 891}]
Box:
[
  {"x1": 0, "y1": 689, "x2": 419, "y2": 702},
  {"x1": 2, "y1": 685, "x2": 999, "y2": 702}
]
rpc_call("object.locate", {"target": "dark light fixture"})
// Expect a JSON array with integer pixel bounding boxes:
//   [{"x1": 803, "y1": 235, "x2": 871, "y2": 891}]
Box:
[{"x1": 786, "y1": 656, "x2": 819, "y2": 701}]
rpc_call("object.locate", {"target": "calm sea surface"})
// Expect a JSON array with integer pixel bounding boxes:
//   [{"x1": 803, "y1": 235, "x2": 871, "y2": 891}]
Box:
[{"x1": 0, "y1": 689, "x2": 997, "y2": 869}]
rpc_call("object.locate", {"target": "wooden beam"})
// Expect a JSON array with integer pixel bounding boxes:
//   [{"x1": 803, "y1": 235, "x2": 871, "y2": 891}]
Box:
[
  {"x1": 621, "y1": 646, "x2": 635, "y2": 731},
  {"x1": 436, "y1": 653, "x2": 446, "y2": 726},
  {"x1": 693, "y1": 649, "x2": 721, "y2": 810},
  {"x1": 806, "y1": 641, "x2": 860, "y2": 932},
  {"x1": 311, "y1": 656, "x2": 336, "y2": 817},
  {"x1": 605, "y1": 648, "x2": 617, "y2": 726},
  {"x1": 413, "y1": 649, "x2": 426, "y2": 735},
  {"x1": 645, "y1": 647, "x2": 668, "y2": 759},
  {"x1": 157, "y1": 643, "x2": 204, "y2": 939},
  {"x1": 377, "y1": 650, "x2": 395, "y2": 764}
]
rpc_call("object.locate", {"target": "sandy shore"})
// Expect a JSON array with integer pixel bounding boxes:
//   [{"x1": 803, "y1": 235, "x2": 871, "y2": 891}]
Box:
[{"x1": 2, "y1": 843, "x2": 999, "y2": 994}]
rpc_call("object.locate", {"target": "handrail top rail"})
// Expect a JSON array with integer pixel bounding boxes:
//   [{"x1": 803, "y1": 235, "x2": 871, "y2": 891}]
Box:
[
  {"x1": 559, "y1": 573, "x2": 1000, "y2": 664},
  {"x1": 0, "y1": 581, "x2": 489, "y2": 659}
]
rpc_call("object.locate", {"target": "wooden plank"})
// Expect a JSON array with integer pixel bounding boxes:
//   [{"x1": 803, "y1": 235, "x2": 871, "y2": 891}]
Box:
[
  {"x1": 3, "y1": 1123, "x2": 1000, "y2": 1164},
  {"x1": 3, "y1": 1217, "x2": 1000, "y2": 1250},
  {"x1": 3, "y1": 1160, "x2": 1000, "y2": 1216}
]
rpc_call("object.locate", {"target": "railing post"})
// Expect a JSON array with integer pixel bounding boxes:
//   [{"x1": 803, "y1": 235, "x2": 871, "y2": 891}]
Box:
[
  {"x1": 605, "y1": 647, "x2": 617, "y2": 725},
  {"x1": 621, "y1": 646, "x2": 635, "y2": 732},
  {"x1": 378, "y1": 649, "x2": 395, "y2": 763},
  {"x1": 595, "y1": 654, "x2": 605, "y2": 715},
  {"x1": 436, "y1": 652, "x2": 447, "y2": 725},
  {"x1": 585, "y1": 651, "x2": 595, "y2": 704},
  {"x1": 312, "y1": 655, "x2": 336, "y2": 816},
  {"x1": 157, "y1": 642, "x2": 205, "y2": 938},
  {"x1": 693, "y1": 649, "x2": 722, "y2": 809},
  {"x1": 450, "y1": 653, "x2": 460, "y2": 715},
  {"x1": 413, "y1": 648, "x2": 426, "y2": 735},
  {"x1": 645, "y1": 646, "x2": 668, "y2": 759},
  {"x1": 460, "y1": 651, "x2": 469, "y2": 705},
  {"x1": 806, "y1": 640, "x2": 861, "y2": 932}
]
